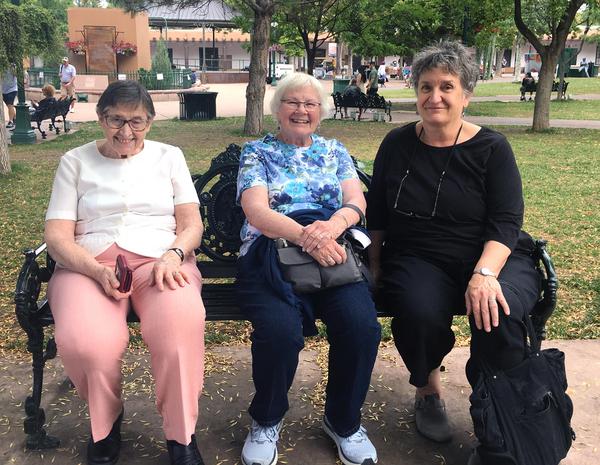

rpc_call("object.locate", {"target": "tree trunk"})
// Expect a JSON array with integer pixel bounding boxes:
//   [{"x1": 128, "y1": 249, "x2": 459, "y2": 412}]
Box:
[
  {"x1": 335, "y1": 41, "x2": 342, "y2": 75},
  {"x1": 0, "y1": 101, "x2": 10, "y2": 174},
  {"x1": 243, "y1": 8, "x2": 272, "y2": 136},
  {"x1": 494, "y1": 47, "x2": 504, "y2": 78},
  {"x1": 512, "y1": 35, "x2": 522, "y2": 83},
  {"x1": 532, "y1": 54, "x2": 558, "y2": 131},
  {"x1": 306, "y1": 49, "x2": 317, "y2": 75}
]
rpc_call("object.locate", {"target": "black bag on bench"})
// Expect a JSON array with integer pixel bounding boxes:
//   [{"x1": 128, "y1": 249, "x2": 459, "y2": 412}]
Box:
[{"x1": 469, "y1": 316, "x2": 575, "y2": 465}]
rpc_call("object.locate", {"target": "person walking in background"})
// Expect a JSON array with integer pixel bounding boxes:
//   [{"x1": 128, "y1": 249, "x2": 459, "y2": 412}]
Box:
[
  {"x1": 356, "y1": 65, "x2": 367, "y2": 94},
  {"x1": 579, "y1": 57, "x2": 590, "y2": 77},
  {"x1": 2, "y1": 65, "x2": 18, "y2": 130},
  {"x1": 366, "y1": 61, "x2": 379, "y2": 96},
  {"x1": 59, "y1": 57, "x2": 77, "y2": 113},
  {"x1": 377, "y1": 62, "x2": 387, "y2": 88}
]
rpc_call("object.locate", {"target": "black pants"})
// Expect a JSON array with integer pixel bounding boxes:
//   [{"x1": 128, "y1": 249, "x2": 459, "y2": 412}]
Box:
[{"x1": 379, "y1": 252, "x2": 541, "y2": 388}]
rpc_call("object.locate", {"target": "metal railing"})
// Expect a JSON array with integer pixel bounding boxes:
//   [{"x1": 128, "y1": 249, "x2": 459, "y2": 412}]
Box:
[{"x1": 27, "y1": 68, "x2": 197, "y2": 91}]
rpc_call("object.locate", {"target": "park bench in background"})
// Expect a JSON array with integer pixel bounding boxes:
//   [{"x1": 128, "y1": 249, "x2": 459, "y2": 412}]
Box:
[
  {"x1": 30, "y1": 97, "x2": 75, "y2": 139},
  {"x1": 14, "y1": 143, "x2": 558, "y2": 450},
  {"x1": 331, "y1": 92, "x2": 392, "y2": 121},
  {"x1": 519, "y1": 81, "x2": 569, "y2": 100}
]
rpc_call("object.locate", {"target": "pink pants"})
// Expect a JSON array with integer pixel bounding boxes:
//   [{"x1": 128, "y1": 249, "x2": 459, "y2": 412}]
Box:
[{"x1": 48, "y1": 244, "x2": 205, "y2": 444}]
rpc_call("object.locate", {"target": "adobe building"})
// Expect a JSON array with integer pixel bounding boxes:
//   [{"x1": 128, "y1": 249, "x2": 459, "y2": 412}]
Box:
[
  {"x1": 65, "y1": 5, "x2": 252, "y2": 83},
  {"x1": 67, "y1": 7, "x2": 152, "y2": 74}
]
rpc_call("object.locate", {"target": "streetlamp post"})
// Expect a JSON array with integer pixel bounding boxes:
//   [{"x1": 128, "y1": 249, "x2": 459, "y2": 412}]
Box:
[{"x1": 10, "y1": 0, "x2": 35, "y2": 144}]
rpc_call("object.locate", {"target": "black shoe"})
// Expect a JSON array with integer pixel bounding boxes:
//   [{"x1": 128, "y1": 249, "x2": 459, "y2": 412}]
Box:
[
  {"x1": 415, "y1": 394, "x2": 452, "y2": 442},
  {"x1": 87, "y1": 409, "x2": 123, "y2": 465},
  {"x1": 167, "y1": 434, "x2": 205, "y2": 465}
]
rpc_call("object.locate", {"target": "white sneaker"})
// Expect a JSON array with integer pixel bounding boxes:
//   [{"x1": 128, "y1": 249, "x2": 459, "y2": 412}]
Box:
[
  {"x1": 241, "y1": 419, "x2": 281, "y2": 465},
  {"x1": 323, "y1": 417, "x2": 378, "y2": 465},
  {"x1": 70, "y1": 108, "x2": 75, "y2": 113}
]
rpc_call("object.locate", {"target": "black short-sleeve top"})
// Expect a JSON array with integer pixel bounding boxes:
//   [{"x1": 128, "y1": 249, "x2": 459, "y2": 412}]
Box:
[{"x1": 367, "y1": 122, "x2": 524, "y2": 263}]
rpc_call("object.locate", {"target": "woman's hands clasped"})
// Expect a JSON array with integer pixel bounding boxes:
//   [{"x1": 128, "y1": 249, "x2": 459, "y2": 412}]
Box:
[
  {"x1": 150, "y1": 252, "x2": 190, "y2": 291},
  {"x1": 299, "y1": 217, "x2": 347, "y2": 253},
  {"x1": 299, "y1": 217, "x2": 348, "y2": 267},
  {"x1": 465, "y1": 274, "x2": 510, "y2": 332}
]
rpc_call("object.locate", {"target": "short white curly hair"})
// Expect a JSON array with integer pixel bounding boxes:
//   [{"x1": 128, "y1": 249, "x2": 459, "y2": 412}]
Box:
[{"x1": 270, "y1": 72, "x2": 331, "y2": 121}]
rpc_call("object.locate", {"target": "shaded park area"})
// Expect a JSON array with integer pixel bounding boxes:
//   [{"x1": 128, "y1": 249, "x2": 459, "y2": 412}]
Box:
[{"x1": 0, "y1": 115, "x2": 599, "y2": 464}]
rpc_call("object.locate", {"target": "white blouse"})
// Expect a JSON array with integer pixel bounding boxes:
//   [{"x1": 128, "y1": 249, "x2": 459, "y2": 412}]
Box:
[{"x1": 46, "y1": 140, "x2": 199, "y2": 259}]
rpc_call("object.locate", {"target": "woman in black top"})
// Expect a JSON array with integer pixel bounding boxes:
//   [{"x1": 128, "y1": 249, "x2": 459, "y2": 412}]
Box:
[
  {"x1": 30, "y1": 83, "x2": 57, "y2": 115},
  {"x1": 367, "y1": 41, "x2": 541, "y2": 464}
]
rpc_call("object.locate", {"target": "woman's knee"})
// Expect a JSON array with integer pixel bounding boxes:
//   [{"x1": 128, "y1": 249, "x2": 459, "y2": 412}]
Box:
[
  {"x1": 56, "y1": 327, "x2": 128, "y2": 368},
  {"x1": 251, "y1": 314, "x2": 304, "y2": 354}
]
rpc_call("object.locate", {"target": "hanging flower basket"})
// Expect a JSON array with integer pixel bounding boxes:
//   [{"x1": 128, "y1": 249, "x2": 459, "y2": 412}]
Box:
[
  {"x1": 66, "y1": 40, "x2": 86, "y2": 55},
  {"x1": 113, "y1": 41, "x2": 137, "y2": 56}
]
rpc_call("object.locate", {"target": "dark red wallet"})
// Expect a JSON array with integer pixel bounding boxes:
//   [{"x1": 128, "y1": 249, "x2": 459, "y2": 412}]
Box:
[{"x1": 115, "y1": 254, "x2": 133, "y2": 293}]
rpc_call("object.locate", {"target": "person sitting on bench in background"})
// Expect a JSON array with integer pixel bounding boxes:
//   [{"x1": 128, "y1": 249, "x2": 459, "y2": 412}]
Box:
[
  {"x1": 44, "y1": 80, "x2": 207, "y2": 465},
  {"x1": 29, "y1": 83, "x2": 57, "y2": 116},
  {"x1": 342, "y1": 77, "x2": 362, "y2": 118},
  {"x1": 520, "y1": 72, "x2": 536, "y2": 101}
]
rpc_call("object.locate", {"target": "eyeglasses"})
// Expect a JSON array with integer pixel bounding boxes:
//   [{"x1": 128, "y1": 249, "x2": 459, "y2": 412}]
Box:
[
  {"x1": 280, "y1": 99, "x2": 321, "y2": 112},
  {"x1": 393, "y1": 124, "x2": 463, "y2": 220},
  {"x1": 103, "y1": 115, "x2": 150, "y2": 131}
]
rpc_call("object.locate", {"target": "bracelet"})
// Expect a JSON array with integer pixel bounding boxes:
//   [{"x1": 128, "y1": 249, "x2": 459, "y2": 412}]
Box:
[
  {"x1": 333, "y1": 212, "x2": 350, "y2": 228},
  {"x1": 167, "y1": 247, "x2": 185, "y2": 262},
  {"x1": 341, "y1": 203, "x2": 366, "y2": 227}
]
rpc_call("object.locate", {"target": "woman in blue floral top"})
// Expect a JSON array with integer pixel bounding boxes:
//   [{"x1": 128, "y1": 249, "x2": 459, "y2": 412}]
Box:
[{"x1": 236, "y1": 73, "x2": 381, "y2": 465}]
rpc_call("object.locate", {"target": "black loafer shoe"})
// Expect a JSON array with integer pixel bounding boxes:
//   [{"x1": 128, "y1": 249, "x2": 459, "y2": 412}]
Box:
[
  {"x1": 87, "y1": 408, "x2": 124, "y2": 465},
  {"x1": 415, "y1": 394, "x2": 452, "y2": 442},
  {"x1": 167, "y1": 434, "x2": 205, "y2": 465}
]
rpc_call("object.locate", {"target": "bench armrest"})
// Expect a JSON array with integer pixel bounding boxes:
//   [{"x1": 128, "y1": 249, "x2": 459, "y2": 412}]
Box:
[
  {"x1": 531, "y1": 239, "x2": 558, "y2": 341},
  {"x1": 14, "y1": 243, "x2": 55, "y2": 334}
]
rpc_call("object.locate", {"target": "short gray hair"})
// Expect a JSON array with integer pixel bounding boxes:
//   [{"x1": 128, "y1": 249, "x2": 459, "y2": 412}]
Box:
[
  {"x1": 411, "y1": 41, "x2": 478, "y2": 95},
  {"x1": 96, "y1": 80, "x2": 156, "y2": 119},
  {"x1": 270, "y1": 72, "x2": 331, "y2": 121}
]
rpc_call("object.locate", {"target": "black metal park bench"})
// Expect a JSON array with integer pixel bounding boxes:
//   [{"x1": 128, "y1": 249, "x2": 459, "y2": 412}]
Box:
[
  {"x1": 29, "y1": 97, "x2": 74, "y2": 139},
  {"x1": 14, "y1": 143, "x2": 558, "y2": 450},
  {"x1": 331, "y1": 92, "x2": 392, "y2": 121},
  {"x1": 519, "y1": 81, "x2": 569, "y2": 101}
]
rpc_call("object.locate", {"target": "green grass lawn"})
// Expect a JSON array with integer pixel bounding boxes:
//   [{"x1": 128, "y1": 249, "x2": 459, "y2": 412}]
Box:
[
  {"x1": 466, "y1": 99, "x2": 600, "y2": 120},
  {"x1": 379, "y1": 76, "x2": 600, "y2": 98},
  {"x1": 391, "y1": 99, "x2": 600, "y2": 120},
  {"x1": 1, "y1": 118, "x2": 598, "y2": 353}
]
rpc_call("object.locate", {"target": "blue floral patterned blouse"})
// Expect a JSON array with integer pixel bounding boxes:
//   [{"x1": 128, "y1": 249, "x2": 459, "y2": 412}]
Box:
[{"x1": 236, "y1": 133, "x2": 359, "y2": 255}]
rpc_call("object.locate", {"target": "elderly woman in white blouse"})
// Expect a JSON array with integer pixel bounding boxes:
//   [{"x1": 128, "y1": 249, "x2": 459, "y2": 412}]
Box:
[{"x1": 44, "y1": 80, "x2": 206, "y2": 465}]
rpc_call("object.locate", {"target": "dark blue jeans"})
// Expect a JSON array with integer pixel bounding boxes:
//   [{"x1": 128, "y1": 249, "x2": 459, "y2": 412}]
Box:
[{"x1": 241, "y1": 280, "x2": 381, "y2": 437}]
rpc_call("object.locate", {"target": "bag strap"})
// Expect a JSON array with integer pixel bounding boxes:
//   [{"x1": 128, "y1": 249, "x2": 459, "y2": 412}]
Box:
[
  {"x1": 341, "y1": 203, "x2": 366, "y2": 227},
  {"x1": 476, "y1": 314, "x2": 542, "y2": 378}
]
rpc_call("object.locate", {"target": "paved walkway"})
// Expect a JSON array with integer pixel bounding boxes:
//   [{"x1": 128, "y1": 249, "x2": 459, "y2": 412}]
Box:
[{"x1": 1, "y1": 340, "x2": 598, "y2": 465}]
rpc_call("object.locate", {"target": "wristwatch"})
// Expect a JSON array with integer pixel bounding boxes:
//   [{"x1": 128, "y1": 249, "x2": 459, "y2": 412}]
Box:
[
  {"x1": 473, "y1": 267, "x2": 497, "y2": 278},
  {"x1": 168, "y1": 247, "x2": 185, "y2": 262}
]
